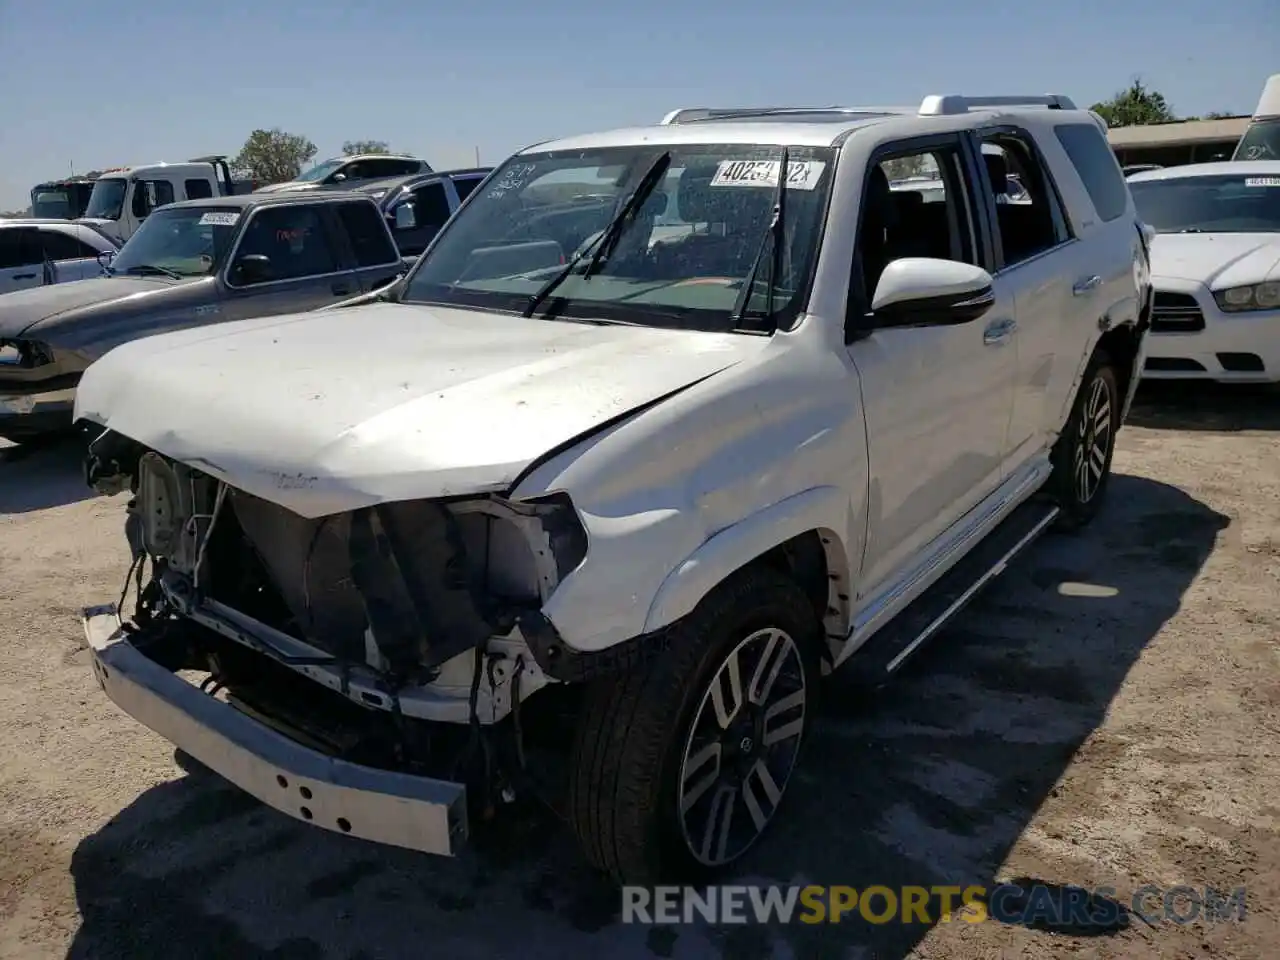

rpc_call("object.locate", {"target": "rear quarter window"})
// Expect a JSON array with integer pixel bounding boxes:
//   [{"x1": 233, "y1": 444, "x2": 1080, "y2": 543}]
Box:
[{"x1": 1053, "y1": 122, "x2": 1129, "y2": 222}]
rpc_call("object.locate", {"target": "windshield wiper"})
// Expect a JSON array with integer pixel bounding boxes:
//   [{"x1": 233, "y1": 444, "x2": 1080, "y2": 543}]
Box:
[
  {"x1": 521, "y1": 150, "x2": 672, "y2": 318},
  {"x1": 730, "y1": 147, "x2": 789, "y2": 328},
  {"x1": 123, "y1": 263, "x2": 183, "y2": 280}
]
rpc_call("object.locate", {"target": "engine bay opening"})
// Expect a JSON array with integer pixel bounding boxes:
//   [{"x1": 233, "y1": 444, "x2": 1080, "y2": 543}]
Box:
[{"x1": 109, "y1": 447, "x2": 588, "y2": 689}]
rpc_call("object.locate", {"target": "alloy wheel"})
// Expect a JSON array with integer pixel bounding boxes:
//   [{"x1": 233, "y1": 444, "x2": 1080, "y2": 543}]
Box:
[
  {"x1": 1073, "y1": 373, "x2": 1113, "y2": 505},
  {"x1": 676, "y1": 626, "x2": 807, "y2": 867}
]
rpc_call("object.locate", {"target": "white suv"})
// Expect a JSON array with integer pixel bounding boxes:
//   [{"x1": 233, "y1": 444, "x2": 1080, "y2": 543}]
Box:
[{"x1": 76, "y1": 92, "x2": 1151, "y2": 885}]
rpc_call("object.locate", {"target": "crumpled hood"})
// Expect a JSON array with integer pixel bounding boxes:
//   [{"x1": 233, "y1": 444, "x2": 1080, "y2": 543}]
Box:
[
  {"x1": 0, "y1": 277, "x2": 174, "y2": 339},
  {"x1": 1149, "y1": 232, "x2": 1280, "y2": 287},
  {"x1": 75, "y1": 302, "x2": 765, "y2": 517}
]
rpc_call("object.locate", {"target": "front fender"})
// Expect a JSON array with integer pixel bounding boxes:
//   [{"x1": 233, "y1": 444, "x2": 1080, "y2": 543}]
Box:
[{"x1": 642, "y1": 485, "x2": 852, "y2": 634}]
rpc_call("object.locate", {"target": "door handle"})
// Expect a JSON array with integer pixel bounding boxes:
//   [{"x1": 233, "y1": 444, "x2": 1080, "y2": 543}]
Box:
[
  {"x1": 982, "y1": 318, "x2": 1016, "y2": 346},
  {"x1": 1072, "y1": 275, "x2": 1102, "y2": 296},
  {"x1": 331, "y1": 282, "x2": 351, "y2": 296},
  {"x1": 13, "y1": 273, "x2": 36, "y2": 280}
]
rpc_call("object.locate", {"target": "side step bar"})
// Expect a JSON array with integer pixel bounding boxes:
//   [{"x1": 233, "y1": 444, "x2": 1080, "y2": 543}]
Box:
[{"x1": 840, "y1": 500, "x2": 1059, "y2": 687}]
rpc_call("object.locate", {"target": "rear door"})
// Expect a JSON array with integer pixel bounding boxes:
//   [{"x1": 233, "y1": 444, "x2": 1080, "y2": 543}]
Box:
[
  {"x1": 0, "y1": 228, "x2": 43, "y2": 294},
  {"x1": 220, "y1": 203, "x2": 359, "y2": 320},
  {"x1": 967, "y1": 127, "x2": 1077, "y2": 474},
  {"x1": 332, "y1": 200, "x2": 406, "y2": 292}
]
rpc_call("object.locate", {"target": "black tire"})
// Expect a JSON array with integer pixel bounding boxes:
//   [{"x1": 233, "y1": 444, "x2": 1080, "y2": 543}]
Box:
[
  {"x1": 566, "y1": 566, "x2": 820, "y2": 886},
  {"x1": 1048, "y1": 349, "x2": 1119, "y2": 530}
]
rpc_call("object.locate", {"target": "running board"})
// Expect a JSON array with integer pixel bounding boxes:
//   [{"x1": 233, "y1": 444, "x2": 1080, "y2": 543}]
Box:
[{"x1": 838, "y1": 500, "x2": 1059, "y2": 687}]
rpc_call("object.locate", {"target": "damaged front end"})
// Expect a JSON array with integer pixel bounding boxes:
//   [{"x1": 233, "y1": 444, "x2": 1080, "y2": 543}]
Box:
[{"x1": 81, "y1": 430, "x2": 591, "y2": 851}]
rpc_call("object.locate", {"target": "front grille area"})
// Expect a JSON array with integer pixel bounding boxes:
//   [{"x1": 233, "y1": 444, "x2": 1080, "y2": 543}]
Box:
[{"x1": 1151, "y1": 291, "x2": 1205, "y2": 333}]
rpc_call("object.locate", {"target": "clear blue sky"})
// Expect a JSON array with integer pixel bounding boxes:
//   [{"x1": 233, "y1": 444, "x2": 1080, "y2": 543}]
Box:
[{"x1": 0, "y1": 0, "x2": 1275, "y2": 209}]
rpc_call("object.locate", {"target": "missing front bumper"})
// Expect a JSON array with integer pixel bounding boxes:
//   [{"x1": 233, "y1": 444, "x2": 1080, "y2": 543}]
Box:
[{"x1": 83, "y1": 605, "x2": 469, "y2": 857}]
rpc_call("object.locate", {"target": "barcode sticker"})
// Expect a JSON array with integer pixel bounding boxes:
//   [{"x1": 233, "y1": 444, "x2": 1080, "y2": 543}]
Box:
[{"x1": 710, "y1": 159, "x2": 827, "y2": 190}]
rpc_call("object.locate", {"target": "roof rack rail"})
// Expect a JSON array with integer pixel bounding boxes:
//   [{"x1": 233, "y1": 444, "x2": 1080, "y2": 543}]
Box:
[
  {"x1": 188, "y1": 154, "x2": 230, "y2": 163},
  {"x1": 917, "y1": 94, "x2": 1077, "y2": 116},
  {"x1": 660, "y1": 105, "x2": 912, "y2": 124}
]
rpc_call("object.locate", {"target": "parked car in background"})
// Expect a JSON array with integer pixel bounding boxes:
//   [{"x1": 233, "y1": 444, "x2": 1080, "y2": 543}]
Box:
[
  {"x1": 0, "y1": 191, "x2": 404, "y2": 443},
  {"x1": 80, "y1": 156, "x2": 255, "y2": 244},
  {"x1": 75, "y1": 91, "x2": 1148, "y2": 885},
  {"x1": 0, "y1": 219, "x2": 118, "y2": 295},
  {"x1": 254, "y1": 154, "x2": 432, "y2": 195},
  {"x1": 356, "y1": 167, "x2": 492, "y2": 256},
  {"x1": 1128, "y1": 160, "x2": 1280, "y2": 382},
  {"x1": 29, "y1": 177, "x2": 100, "y2": 219}
]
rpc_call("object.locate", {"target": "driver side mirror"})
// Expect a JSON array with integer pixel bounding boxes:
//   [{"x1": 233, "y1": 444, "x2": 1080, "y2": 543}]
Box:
[
  {"x1": 869, "y1": 258, "x2": 995, "y2": 329},
  {"x1": 230, "y1": 253, "x2": 274, "y2": 285},
  {"x1": 332, "y1": 172, "x2": 347, "y2": 183},
  {"x1": 393, "y1": 203, "x2": 417, "y2": 230}
]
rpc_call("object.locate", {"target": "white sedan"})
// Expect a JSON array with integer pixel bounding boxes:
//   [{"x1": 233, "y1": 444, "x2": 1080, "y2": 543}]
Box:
[{"x1": 1128, "y1": 161, "x2": 1280, "y2": 382}]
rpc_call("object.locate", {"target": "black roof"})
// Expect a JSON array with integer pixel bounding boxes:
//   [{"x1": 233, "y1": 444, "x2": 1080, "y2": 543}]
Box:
[{"x1": 355, "y1": 166, "x2": 493, "y2": 198}]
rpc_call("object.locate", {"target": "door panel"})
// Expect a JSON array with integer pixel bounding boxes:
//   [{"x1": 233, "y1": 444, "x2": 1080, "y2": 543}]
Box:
[
  {"x1": 849, "y1": 137, "x2": 1015, "y2": 601},
  {"x1": 850, "y1": 307, "x2": 1013, "y2": 600}
]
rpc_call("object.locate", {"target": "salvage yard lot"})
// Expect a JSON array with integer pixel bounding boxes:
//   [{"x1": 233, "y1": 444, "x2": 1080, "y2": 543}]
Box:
[{"x1": 1, "y1": 385, "x2": 1278, "y2": 960}]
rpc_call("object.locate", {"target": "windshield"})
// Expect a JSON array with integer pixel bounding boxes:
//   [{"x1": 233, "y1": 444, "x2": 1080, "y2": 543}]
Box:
[
  {"x1": 295, "y1": 159, "x2": 343, "y2": 183},
  {"x1": 401, "y1": 143, "x2": 835, "y2": 333},
  {"x1": 31, "y1": 189, "x2": 72, "y2": 219},
  {"x1": 84, "y1": 178, "x2": 128, "y2": 220},
  {"x1": 109, "y1": 205, "x2": 241, "y2": 278},
  {"x1": 1130, "y1": 174, "x2": 1280, "y2": 234},
  {"x1": 1234, "y1": 119, "x2": 1280, "y2": 161}
]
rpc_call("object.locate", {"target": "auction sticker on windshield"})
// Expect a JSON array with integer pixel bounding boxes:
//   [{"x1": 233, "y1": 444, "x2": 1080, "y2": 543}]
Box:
[
  {"x1": 711, "y1": 160, "x2": 826, "y2": 190},
  {"x1": 198, "y1": 211, "x2": 240, "y2": 226},
  {"x1": 1245, "y1": 177, "x2": 1280, "y2": 187}
]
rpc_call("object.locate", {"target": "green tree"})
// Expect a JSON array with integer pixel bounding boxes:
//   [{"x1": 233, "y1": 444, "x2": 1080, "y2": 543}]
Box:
[
  {"x1": 233, "y1": 128, "x2": 318, "y2": 184},
  {"x1": 1090, "y1": 79, "x2": 1177, "y2": 128},
  {"x1": 342, "y1": 140, "x2": 391, "y2": 156}
]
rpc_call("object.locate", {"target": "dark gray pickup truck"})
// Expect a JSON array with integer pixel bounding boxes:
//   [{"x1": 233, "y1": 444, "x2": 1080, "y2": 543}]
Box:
[{"x1": 0, "y1": 191, "x2": 407, "y2": 443}]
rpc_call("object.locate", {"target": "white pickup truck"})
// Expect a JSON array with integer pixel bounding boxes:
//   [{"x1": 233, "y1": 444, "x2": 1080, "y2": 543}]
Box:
[
  {"x1": 76, "y1": 92, "x2": 1150, "y2": 885},
  {"x1": 79, "y1": 156, "x2": 254, "y2": 244}
]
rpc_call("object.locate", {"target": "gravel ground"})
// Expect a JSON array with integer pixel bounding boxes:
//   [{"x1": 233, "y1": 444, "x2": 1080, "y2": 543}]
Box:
[{"x1": 1, "y1": 383, "x2": 1278, "y2": 960}]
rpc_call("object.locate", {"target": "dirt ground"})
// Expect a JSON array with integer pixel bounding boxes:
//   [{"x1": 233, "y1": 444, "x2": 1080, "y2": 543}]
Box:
[{"x1": 1, "y1": 383, "x2": 1278, "y2": 960}]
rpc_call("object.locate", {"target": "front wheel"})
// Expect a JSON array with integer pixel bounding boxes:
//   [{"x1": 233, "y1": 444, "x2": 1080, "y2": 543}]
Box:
[
  {"x1": 566, "y1": 567, "x2": 819, "y2": 885},
  {"x1": 1049, "y1": 350, "x2": 1119, "y2": 530}
]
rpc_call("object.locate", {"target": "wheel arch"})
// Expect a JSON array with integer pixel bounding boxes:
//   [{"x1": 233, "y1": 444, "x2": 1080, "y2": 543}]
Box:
[{"x1": 642, "y1": 486, "x2": 854, "y2": 660}]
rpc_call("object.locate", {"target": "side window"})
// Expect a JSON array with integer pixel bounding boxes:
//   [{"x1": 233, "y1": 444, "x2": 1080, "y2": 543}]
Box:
[
  {"x1": 1054, "y1": 122, "x2": 1128, "y2": 222},
  {"x1": 452, "y1": 176, "x2": 484, "y2": 202},
  {"x1": 132, "y1": 180, "x2": 176, "y2": 218},
  {"x1": 336, "y1": 201, "x2": 399, "y2": 267},
  {"x1": 185, "y1": 178, "x2": 214, "y2": 200},
  {"x1": 39, "y1": 229, "x2": 100, "y2": 261},
  {"x1": 410, "y1": 182, "x2": 453, "y2": 229},
  {"x1": 978, "y1": 133, "x2": 1068, "y2": 268},
  {"x1": 232, "y1": 206, "x2": 338, "y2": 283},
  {"x1": 0, "y1": 229, "x2": 42, "y2": 269},
  {"x1": 860, "y1": 145, "x2": 977, "y2": 299},
  {"x1": 336, "y1": 161, "x2": 366, "y2": 182}
]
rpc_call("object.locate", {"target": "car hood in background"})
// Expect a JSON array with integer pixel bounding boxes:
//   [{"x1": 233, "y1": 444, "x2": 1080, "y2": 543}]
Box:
[
  {"x1": 1149, "y1": 232, "x2": 1280, "y2": 288},
  {"x1": 75, "y1": 303, "x2": 766, "y2": 517},
  {"x1": 0, "y1": 277, "x2": 181, "y2": 339}
]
